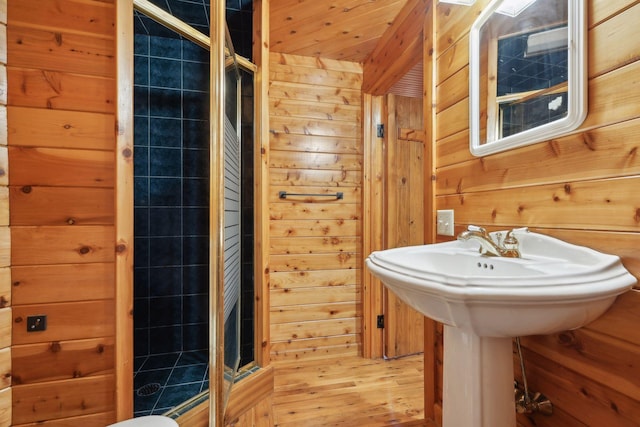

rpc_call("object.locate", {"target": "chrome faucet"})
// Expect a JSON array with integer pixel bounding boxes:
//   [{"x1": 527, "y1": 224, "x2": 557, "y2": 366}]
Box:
[{"x1": 457, "y1": 225, "x2": 521, "y2": 258}]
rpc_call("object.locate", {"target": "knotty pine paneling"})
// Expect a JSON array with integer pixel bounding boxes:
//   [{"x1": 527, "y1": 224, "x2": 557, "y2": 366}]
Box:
[
  {"x1": 8, "y1": 0, "x2": 115, "y2": 39},
  {"x1": 7, "y1": 26, "x2": 115, "y2": 78},
  {"x1": 8, "y1": 107, "x2": 115, "y2": 151},
  {"x1": 7, "y1": 0, "x2": 117, "y2": 424},
  {"x1": 11, "y1": 226, "x2": 115, "y2": 266},
  {"x1": 0, "y1": 1, "x2": 9, "y2": 424},
  {"x1": 8, "y1": 68, "x2": 115, "y2": 114},
  {"x1": 362, "y1": 0, "x2": 429, "y2": 95},
  {"x1": 269, "y1": 1, "x2": 406, "y2": 62},
  {"x1": 12, "y1": 337, "x2": 114, "y2": 385},
  {"x1": 10, "y1": 186, "x2": 114, "y2": 226},
  {"x1": 270, "y1": 132, "x2": 361, "y2": 154},
  {"x1": 434, "y1": 0, "x2": 640, "y2": 424},
  {"x1": 0, "y1": 307, "x2": 8, "y2": 350},
  {"x1": 12, "y1": 263, "x2": 114, "y2": 305},
  {"x1": 9, "y1": 146, "x2": 115, "y2": 187},
  {"x1": 13, "y1": 412, "x2": 116, "y2": 427},
  {"x1": 268, "y1": 52, "x2": 363, "y2": 361},
  {"x1": 12, "y1": 300, "x2": 114, "y2": 345},
  {"x1": 0, "y1": 267, "x2": 8, "y2": 308},
  {"x1": 12, "y1": 374, "x2": 115, "y2": 425},
  {"x1": 0, "y1": 388, "x2": 9, "y2": 427},
  {"x1": 0, "y1": 348, "x2": 8, "y2": 390}
]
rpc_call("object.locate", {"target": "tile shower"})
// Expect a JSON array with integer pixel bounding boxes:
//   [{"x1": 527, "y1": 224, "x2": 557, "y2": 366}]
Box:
[
  {"x1": 133, "y1": 32, "x2": 210, "y2": 415},
  {"x1": 132, "y1": 0, "x2": 254, "y2": 416}
]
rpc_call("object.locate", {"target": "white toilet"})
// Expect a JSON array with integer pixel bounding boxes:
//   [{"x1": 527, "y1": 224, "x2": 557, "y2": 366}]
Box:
[{"x1": 107, "y1": 415, "x2": 178, "y2": 426}]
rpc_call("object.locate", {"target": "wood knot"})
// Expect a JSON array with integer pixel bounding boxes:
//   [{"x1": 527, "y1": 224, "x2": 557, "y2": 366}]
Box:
[
  {"x1": 122, "y1": 148, "x2": 132, "y2": 158},
  {"x1": 115, "y1": 243, "x2": 127, "y2": 253},
  {"x1": 21, "y1": 186, "x2": 32, "y2": 194},
  {"x1": 0, "y1": 296, "x2": 8, "y2": 308},
  {"x1": 50, "y1": 342, "x2": 62, "y2": 353},
  {"x1": 557, "y1": 331, "x2": 582, "y2": 352},
  {"x1": 582, "y1": 132, "x2": 596, "y2": 151},
  {"x1": 66, "y1": 218, "x2": 76, "y2": 225},
  {"x1": 78, "y1": 246, "x2": 91, "y2": 255},
  {"x1": 0, "y1": 168, "x2": 6, "y2": 177},
  {"x1": 14, "y1": 316, "x2": 22, "y2": 323},
  {"x1": 97, "y1": 344, "x2": 105, "y2": 354},
  {"x1": 564, "y1": 183, "x2": 571, "y2": 194},
  {"x1": 12, "y1": 281, "x2": 20, "y2": 287}
]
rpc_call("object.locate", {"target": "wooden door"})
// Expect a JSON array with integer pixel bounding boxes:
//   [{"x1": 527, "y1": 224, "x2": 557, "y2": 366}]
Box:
[{"x1": 383, "y1": 94, "x2": 425, "y2": 358}]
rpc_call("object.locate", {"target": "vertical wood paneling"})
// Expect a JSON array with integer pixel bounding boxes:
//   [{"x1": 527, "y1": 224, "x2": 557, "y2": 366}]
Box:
[
  {"x1": 0, "y1": 0, "x2": 9, "y2": 424},
  {"x1": 268, "y1": 52, "x2": 363, "y2": 361},
  {"x1": 253, "y1": 0, "x2": 272, "y2": 367},
  {"x1": 114, "y1": 0, "x2": 133, "y2": 421},
  {"x1": 361, "y1": 94, "x2": 385, "y2": 359},
  {"x1": 434, "y1": 0, "x2": 640, "y2": 425},
  {"x1": 7, "y1": 0, "x2": 117, "y2": 424},
  {"x1": 384, "y1": 94, "x2": 425, "y2": 358}
]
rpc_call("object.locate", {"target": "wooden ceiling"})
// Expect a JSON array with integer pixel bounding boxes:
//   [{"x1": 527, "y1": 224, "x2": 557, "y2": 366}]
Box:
[{"x1": 269, "y1": 0, "x2": 411, "y2": 63}]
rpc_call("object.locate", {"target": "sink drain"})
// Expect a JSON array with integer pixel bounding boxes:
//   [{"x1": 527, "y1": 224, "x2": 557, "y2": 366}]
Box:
[{"x1": 137, "y1": 382, "x2": 161, "y2": 397}]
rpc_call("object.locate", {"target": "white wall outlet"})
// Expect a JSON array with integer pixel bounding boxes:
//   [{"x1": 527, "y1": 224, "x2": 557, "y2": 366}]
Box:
[{"x1": 436, "y1": 209, "x2": 455, "y2": 236}]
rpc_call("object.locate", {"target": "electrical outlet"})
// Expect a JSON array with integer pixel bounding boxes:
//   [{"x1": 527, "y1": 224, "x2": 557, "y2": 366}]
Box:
[
  {"x1": 27, "y1": 315, "x2": 47, "y2": 332},
  {"x1": 437, "y1": 209, "x2": 454, "y2": 236}
]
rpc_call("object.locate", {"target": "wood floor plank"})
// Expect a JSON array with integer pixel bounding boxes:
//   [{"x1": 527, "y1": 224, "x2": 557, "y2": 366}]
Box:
[{"x1": 272, "y1": 355, "x2": 428, "y2": 427}]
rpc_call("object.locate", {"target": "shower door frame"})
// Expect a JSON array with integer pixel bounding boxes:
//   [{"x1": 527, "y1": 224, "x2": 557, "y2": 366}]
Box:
[{"x1": 115, "y1": 1, "x2": 266, "y2": 425}]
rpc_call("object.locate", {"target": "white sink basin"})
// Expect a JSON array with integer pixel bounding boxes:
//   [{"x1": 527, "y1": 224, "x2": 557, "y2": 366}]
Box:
[
  {"x1": 366, "y1": 228, "x2": 636, "y2": 337},
  {"x1": 366, "y1": 228, "x2": 636, "y2": 427}
]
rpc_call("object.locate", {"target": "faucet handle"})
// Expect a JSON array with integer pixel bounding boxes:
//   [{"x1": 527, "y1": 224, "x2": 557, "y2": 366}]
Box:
[
  {"x1": 503, "y1": 229, "x2": 519, "y2": 250},
  {"x1": 467, "y1": 225, "x2": 489, "y2": 237}
]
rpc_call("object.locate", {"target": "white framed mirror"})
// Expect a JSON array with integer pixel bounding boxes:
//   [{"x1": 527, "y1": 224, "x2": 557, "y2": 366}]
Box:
[{"x1": 469, "y1": 0, "x2": 587, "y2": 156}]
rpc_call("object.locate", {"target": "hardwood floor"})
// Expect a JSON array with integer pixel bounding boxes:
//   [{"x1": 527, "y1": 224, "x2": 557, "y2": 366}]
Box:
[{"x1": 272, "y1": 354, "x2": 434, "y2": 427}]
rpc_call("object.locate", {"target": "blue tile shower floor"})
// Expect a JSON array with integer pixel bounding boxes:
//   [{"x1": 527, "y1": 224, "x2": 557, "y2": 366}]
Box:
[{"x1": 134, "y1": 350, "x2": 209, "y2": 416}]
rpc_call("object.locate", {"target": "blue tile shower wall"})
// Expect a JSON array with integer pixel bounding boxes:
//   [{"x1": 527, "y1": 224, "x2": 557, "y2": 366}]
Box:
[
  {"x1": 226, "y1": 0, "x2": 253, "y2": 59},
  {"x1": 134, "y1": 0, "x2": 253, "y2": 59},
  {"x1": 134, "y1": 33, "x2": 210, "y2": 357}
]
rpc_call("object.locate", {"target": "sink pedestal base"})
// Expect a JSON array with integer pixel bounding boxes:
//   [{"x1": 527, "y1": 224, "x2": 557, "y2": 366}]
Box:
[{"x1": 443, "y1": 326, "x2": 516, "y2": 427}]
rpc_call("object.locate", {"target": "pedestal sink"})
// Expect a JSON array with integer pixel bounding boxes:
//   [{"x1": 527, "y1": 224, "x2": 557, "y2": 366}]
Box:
[{"x1": 365, "y1": 227, "x2": 636, "y2": 427}]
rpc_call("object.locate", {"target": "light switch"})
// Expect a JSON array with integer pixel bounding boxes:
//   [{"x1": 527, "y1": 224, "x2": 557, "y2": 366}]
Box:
[{"x1": 437, "y1": 210, "x2": 454, "y2": 236}]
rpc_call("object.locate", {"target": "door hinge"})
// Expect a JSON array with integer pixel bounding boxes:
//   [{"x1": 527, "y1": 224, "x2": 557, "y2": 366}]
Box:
[
  {"x1": 376, "y1": 314, "x2": 385, "y2": 329},
  {"x1": 376, "y1": 124, "x2": 384, "y2": 138}
]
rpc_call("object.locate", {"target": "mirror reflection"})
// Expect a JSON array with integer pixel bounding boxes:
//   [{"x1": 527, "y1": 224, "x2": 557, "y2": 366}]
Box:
[{"x1": 469, "y1": 0, "x2": 587, "y2": 156}]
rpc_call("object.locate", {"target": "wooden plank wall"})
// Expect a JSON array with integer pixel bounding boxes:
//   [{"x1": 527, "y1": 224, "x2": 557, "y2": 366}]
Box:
[
  {"x1": 7, "y1": 0, "x2": 117, "y2": 425},
  {"x1": 268, "y1": 52, "x2": 363, "y2": 361},
  {"x1": 0, "y1": 1, "x2": 10, "y2": 425},
  {"x1": 434, "y1": 0, "x2": 640, "y2": 425}
]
